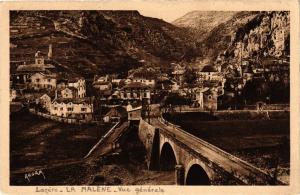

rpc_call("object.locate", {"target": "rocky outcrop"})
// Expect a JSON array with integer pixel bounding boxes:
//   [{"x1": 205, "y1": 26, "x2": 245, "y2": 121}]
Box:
[
  {"x1": 189, "y1": 11, "x2": 290, "y2": 62},
  {"x1": 231, "y1": 11, "x2": 290, "y2": 60}
]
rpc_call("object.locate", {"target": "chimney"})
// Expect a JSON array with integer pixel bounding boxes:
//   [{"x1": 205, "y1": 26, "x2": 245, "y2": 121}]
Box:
[{"x1": 48, "y1": 44, "x2": 53, "y2": 59}]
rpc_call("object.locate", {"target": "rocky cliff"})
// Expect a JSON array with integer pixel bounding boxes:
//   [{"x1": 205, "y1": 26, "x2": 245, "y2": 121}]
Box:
[
  {"x1": 202, "y1": 11, "x2": 290, "y2": 62},
  {"x1": 230, "y1": 11, "x2": 290, "y2": 60}
]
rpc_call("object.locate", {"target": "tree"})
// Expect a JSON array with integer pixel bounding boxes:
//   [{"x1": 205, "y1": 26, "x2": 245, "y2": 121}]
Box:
[
  {"x1": 184, "y1": 67, "x2": 198, "y2": 86},
  {"x1": 164, "y1": 93, "x2": 189, "y2": 113}
]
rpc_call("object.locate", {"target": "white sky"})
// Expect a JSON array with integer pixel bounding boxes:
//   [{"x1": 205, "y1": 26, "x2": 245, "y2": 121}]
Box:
[
  {"x1": 97, "y1": 0, "x2": 207, "y2": 23},
  {"x1": 137, "y1": 3, "x2": 197, "y2": 22},
  {"x1": 96, "y1": 0, "x2": 269, "y2": 23}
]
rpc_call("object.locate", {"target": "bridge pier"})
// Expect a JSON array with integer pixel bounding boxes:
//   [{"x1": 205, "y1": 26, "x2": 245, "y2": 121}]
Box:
[{"x1": 175, "y1": 164, "x2": 184, "y2": 185}]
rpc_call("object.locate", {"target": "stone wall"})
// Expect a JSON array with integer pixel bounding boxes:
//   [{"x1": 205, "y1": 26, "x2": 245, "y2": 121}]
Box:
[
  {"x1": 138, "y1": 119, "x2": 156, "y2": 168},
  {"x1": 29, "y1": 108, "x2": 91, "y2": 124},
  {"x1": 213, "y1": 110, "x2": 289, "y2": 120}
]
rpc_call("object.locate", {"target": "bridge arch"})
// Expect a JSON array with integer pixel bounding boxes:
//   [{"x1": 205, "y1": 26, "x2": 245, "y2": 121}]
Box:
[
  {"x1": 149, "y1": 129, "x2": 160, "y2": 170},
  {"x1": 185, "y1": 164, "x2": 211, "y2": 185},
  {"x1": 159, "y1": 142, "x2": 178, "y2": 171}
]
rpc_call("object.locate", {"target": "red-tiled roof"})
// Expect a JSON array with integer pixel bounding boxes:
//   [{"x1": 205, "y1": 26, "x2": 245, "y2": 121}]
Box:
[
  {"x1": 93, "y1": 81, "x2": 111, "y2": 86},
  {"x1": 16, "y1": 65, "x2": 46, "y2": 72},
  {"x1": 122, "y1": 82, "x2": 150, "y2": 89},
  {"x1": 132, "y1": 71, "x2": 156, "y2": 79},
  {"x1": 68, "y1": 77, "x2": 85, "y2": 83},
  {"x1": 62, "y1": 86, "x2": 78, "y2": 93},
  {"x1": 201, "y1": 65, "x2": 218, "y2": 72},
  {"x1": 32, "y1": 72, "x2": 57, "y2": 78},
  {"x1": 53, "y1": 97, "x2": 92, "y2": 104}
]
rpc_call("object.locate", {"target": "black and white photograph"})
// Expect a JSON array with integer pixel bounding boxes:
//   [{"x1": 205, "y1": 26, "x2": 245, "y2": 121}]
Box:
[{"x1": 3, "y1": 1, "x2": 298, "y2": 191}]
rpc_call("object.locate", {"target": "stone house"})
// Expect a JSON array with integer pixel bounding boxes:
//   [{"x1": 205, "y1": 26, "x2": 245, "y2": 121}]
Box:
[
  {"x1": 103, "y1": 106, "x2": 127, "y2": 123},
  {"x1": 119, "y1": 82, "x2": 151, "y2": 104},
  {"x1": 130, "y1": 70, "x2": 156, "y2": 88},
  {"x1": 37, "y1": 93, "x2": 52, "y2": 112},
  {"x1": 15, "y1": 51, "x2": 56, "y2": 85},
  {"x1": 57, "y1": 77, "x2": 86, "y2": 98},
  {"x1": 126, "y1": 104, "x2": 142, "y2": 121},
  {"x1": 198, "y1": 65, "x2": 223, "y2": 82},
  {"x1": 30, "y1": 72, "x2": 57, "y2": 90},
  {"x1": 94, "y1": 75, "x2": 109, "y2": 82},
  {"x1": 93, "y1": 81, "x2": 113, "y2": 97},
  {"x1": 61, "y1": 87, "x2": 78, "y2": 99},
  {"x1": 50, "y1": 97, "x2": 93, "y2": 121},
  {"x1": 67, "y1": 77, "x2": 86, "y2": 98},
  {"x1": 196, "y1": 87, "x2": 218, "y2": 111}
]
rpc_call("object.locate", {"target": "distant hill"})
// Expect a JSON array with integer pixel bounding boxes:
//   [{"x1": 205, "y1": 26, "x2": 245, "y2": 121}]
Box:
[
  {"x1": 172, "y1": 11, "x2": 237, "y2": 42},
  {"x1": 10, "y1": 11, "x2": 199, "y2": 78}
]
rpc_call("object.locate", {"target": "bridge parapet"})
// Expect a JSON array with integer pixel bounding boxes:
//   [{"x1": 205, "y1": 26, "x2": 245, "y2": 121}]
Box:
[
  {"x1": 138, "y1": 113, "x2": 284, "y2": 185},
  {"x1": 156, "y1": 116, "x2": 282, "y2": 185}
]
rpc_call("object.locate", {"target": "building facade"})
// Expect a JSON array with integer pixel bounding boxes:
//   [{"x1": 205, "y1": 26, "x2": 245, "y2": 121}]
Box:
[
  {"x1": 67, "y1": 78, "x2": 86, "y2": 98},
  {"x1": 119, "y1": 82, "x2": 151, "y2": 103},
  {"x1": 50, "y1": 98, "x2": 93, "y2": 120},
  {"x1": 196, "y1": 87, "x2": 218, "y2": 111},
  {"x1": 30, "y1": 72, "x2": 57, "y2": 90}
]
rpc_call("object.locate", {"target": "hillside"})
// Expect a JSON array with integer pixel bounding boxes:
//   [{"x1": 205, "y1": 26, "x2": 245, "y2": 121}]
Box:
[
  {"x1": 172, "y1": 11, "x2": 237, "y2": 42},
  {"x1": 10, "y1": 11, "x2": 198, "y2": 78},
  {"x1": 10, "y1": 11, "x2": 290, "y2": 77}
]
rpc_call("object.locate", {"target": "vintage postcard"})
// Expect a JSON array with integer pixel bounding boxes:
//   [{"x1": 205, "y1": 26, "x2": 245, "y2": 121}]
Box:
[{"x1": 0, "y1": 0, "x2": 299, "y2": 194}]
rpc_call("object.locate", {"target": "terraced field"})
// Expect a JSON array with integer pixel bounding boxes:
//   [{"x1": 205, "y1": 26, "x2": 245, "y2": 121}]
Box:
[{"x1": 10, "y1": 110, "x2": 113, "y2": 185}]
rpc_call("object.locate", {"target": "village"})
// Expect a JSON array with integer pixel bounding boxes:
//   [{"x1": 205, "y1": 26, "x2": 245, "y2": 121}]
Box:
[
  {"x1": 8, "y1": 10, "x2": 291, "y2": 186},
  {"x1": 10, "y1": 40, "x2": 290, "y2": 124}
]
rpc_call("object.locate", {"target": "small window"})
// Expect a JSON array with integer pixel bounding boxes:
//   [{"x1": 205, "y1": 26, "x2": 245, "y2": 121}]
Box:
[
  {"x1": 48, "y1": 79, "x2": 51, "y2": 82},
  {"x1": 54, "y1": 107, "x2": 57, "y2": 110},
  {"x1": 60, "y1": 107, "x2": 63, "y2": 111},
  {"x1": 208, "y1": 95, "x2": 212, "y2": 100},
  {"x1": 81, "y1": 108, "x2": 87, "y2": 112}
]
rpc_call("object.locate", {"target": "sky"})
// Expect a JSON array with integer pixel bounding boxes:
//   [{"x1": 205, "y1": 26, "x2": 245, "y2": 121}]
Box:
[
  {"x1": 136, "y1": 3, "x2": 196, "y2": 23},
  {"x1": 96, "y1": 0, "x2": 261, "y2": 23},
  {"x1": 97, "y1": 0, "x2": 206, "y2": 23}
]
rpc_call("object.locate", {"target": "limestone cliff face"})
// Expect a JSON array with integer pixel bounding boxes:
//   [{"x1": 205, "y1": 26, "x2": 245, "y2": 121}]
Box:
[
  {"x1": 231, "y1": 11, "x2": 290, "y2": 60},
  {"x1": 198, "y1": 11, "x2": 290, "y2": 63}
]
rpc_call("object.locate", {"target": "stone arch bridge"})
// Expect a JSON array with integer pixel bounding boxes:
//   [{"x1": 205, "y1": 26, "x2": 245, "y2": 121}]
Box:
[{"x1": 138, "y1": 117, "x2": 281, "y2": 185}]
